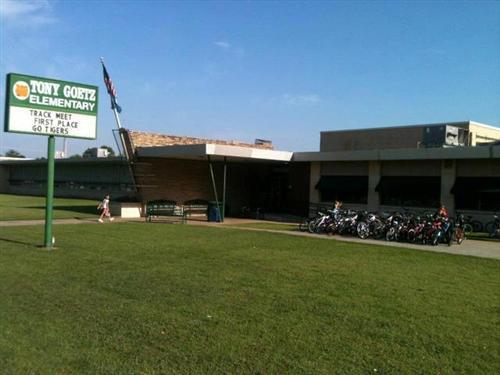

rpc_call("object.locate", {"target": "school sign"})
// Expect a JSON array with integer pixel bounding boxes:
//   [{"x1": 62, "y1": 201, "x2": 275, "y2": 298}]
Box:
[
  {"x1": 4, "y1": 72, "x2": 99, "y2": 248},
  {"x1": 5, "y1": 73, "x2": 98, "y2": 139}
]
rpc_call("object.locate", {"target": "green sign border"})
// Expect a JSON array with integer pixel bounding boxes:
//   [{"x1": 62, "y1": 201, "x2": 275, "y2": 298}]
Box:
[{"x1": 4, "y1": 73, "x2": 99, "y2": 140}]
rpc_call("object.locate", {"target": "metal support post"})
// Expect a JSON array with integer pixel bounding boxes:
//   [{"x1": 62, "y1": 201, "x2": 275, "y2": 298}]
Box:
[
  {"x1": 208, "y1": 155, "x2": 221, "y2": 222},
  {"x1": 222, "y1": 157, "x2": 227, "y2": 222}
]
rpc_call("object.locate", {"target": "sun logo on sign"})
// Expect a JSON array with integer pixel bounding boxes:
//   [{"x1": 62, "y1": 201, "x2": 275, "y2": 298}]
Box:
[{"x1": 13, "y1": 81, "x2": 30, "y2": 100}]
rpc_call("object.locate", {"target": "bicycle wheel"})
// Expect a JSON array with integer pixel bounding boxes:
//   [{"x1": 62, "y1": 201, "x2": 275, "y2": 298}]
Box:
[
  {"x1": 386, "y1": 228, "x2": 395, "y2": 241},
  {"x1": 298, "y1": 219, "x2": 309, "y2": 232},
  {"x1": 471, "y1": 220, "x2": 483, "y2": 233},
  {"x1": 463, "y1": 223, "x2": 473, "y2": 236},
  {"x1": 484, "y1": 221, "x2": 496, "y2": 234},
  {"x1": 431, "y1": 231, "x2": 440, "y2": 246},
  {"x1": 308, "y1": 220, "x2": 317, "y2": 233},
  {"x1": 407, "y1": 229, "x2": 416, "y2": 243},
  {"x1": 326, "y1": 222, "x2": 338, "y2": 235},
  {"x1": 357, "y1": 222, "x2": 370, "y2": 239}
]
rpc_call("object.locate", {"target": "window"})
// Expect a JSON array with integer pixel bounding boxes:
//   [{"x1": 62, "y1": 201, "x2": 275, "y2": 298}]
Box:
[
  {"x1": 315, "y1": 176, "x2": 368, "y2": 204},
  {"x1": 376, "y1": 176, "x2": 440, "y2": 207}
]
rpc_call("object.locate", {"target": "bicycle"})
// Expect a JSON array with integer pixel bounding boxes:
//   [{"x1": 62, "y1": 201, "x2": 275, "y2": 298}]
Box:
[
  {"x1": 456, "y1": 213, "x2": 483, "y2": 234},
  {"x1": 485, "y1": 214, "x2": 500, "y2": 238}
]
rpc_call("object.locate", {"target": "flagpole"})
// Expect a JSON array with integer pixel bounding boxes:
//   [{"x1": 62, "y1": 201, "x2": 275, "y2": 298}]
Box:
[
  {"x1": 112, "y1": 106, "x2": 122, "y2": 129},
  {"x1": 100, "y1": 57, "x2": 122, "y2": 130}
]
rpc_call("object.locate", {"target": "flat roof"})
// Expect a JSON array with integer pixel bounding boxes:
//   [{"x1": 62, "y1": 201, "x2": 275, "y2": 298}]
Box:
[
  {"x1": 320, "y1": 120, "x2": 499, "y2": 134},
  {"x1": 293, "y1": 145, "x2": 500, "y2": 162},
  {"x1": 137, "y1": 143, "x2": 293, "y2": 162}
]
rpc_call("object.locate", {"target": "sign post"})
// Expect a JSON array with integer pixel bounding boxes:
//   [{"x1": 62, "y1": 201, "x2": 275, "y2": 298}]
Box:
[
  {"x1": 4, "y1": 73, "x2": 98, "y2": 249},
  {"x1": 44, "y1": 135, "x2": 55, "y2": 248}
]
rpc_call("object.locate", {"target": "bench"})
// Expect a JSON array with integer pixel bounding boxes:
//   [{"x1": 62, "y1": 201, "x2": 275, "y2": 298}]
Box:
[
  {"x1": 146, "y1": 200, "x2": 186, "y2": 223},
  {"x1": 183, "y1": 199, "x2": 209, "y2": 220}
]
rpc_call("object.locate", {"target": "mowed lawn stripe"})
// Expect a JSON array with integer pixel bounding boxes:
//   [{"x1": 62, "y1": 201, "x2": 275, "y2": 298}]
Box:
[
  {"x1": 0, "y1": 193, "x2": 98, "y2": 221},
  {"x1": 0, "y1": 223, "x2": 498, "y2": 374}
]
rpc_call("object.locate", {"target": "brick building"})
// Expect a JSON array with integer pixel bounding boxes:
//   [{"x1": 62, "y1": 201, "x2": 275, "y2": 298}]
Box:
[{"x1": 1, "y1": 120, "x2": 499, "y2": 220}]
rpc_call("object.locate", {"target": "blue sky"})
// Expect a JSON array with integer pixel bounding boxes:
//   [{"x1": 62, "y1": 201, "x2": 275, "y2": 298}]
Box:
[{"x1": 1, "y1": 0, "x2": 499, "y2": 157}]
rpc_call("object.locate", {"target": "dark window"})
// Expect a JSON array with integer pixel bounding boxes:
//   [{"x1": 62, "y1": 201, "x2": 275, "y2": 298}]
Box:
[
  {"x1": 315, "y1": 176, "x2": 368, "y2": 204},
  {"x1": 376, "y1": 176, "x2": 440, "y2": 207},
  {"x1": 451, "y1": 177, "x2": 500, "y2": 211}
]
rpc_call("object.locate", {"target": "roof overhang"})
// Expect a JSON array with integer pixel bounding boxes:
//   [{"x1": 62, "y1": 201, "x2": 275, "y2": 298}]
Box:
[
  {"x1": 0, "y1": 156, "x2": 126, "y2": 166},
  {"x1": 293, "y1": 145, "x2": 500, "y2": 162},
  {"x1": 137, "y1": 143, "x2": 293, "y2": 163}
]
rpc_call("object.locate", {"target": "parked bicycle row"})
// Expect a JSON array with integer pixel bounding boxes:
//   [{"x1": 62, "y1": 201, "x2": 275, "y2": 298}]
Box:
[{"x1": 298, "y1": 208, "x2": 498, "y2": 245}]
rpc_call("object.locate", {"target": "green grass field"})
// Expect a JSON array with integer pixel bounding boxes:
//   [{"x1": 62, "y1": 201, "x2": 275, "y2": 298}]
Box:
[
  {"x1": 0, "y1": 194, "x2": 98, "y2": 221},
  {"x1": 229, "y1": 222, "x2": 298, "y2": 231},
  {"x1": 1, "y1": 222, "x2": 498, "y2": 374}
]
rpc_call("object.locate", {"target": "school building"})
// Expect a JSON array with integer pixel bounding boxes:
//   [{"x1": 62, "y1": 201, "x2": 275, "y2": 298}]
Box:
[{"x1": 1, "y1": 120, "x2": 499, "y2": 221}]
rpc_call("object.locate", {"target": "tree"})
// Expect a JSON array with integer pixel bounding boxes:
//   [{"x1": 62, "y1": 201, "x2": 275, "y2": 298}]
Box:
[
  {"x1": 5, "y1": 149, "x2": 25, "y2": 158},
  {"x1": 82, "y1": 147, "x2": 97, "y2": 158},
  {"x1": 69, "y1": 154, "x2": 82, "y2": 159},
  {"x1": 82, "y1": 146, "x2": 115, "y2": 158},
  {"x1": 100, "y1": 145, "x2": 115, "y2": 157}
]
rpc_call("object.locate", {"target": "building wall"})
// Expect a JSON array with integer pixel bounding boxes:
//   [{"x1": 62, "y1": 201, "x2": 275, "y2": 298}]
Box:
[
  {"x1": 129, "y1": 131, "x2": 273, "y2": 149},
  {"x1": 456, "y1": 159, "x2": 500, "y2": 176},
  {"x1": 381, "y1": 160, "x2": 441, "y2": 176},
  {"x1": 469, "y1": 123, "x2": 500, "y2": 145},
  {"x1": 3, "y1": 159, "x2": 135, "y2": 200},
  {"x1": 309, "y1": 162, "x2": 321, "y2": 204},
  {"x1": 0, "y1": 165, "x2": 9, "y2": 193},
  {"x1": 311, "y1": 157, "x2": 500, "y2": 219},
  {"x1": 321, "y1": 126, "x2": 428, "y2": 152},
  {"x1": 321, "y1": 161, "x2": 368, "y2": 175},
  {"x1": 320, "y1": 122, "x2": 500, "y2": 152},
  {"x1": 135, "y1": 158, "x2": 214, "y2": 203},
  {"x1": 287, "y1": 162, "x2": 310, "y2": 215}
]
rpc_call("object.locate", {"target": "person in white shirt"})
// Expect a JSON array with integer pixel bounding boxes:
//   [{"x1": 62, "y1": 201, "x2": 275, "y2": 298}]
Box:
[{"x1": 97, "y1": 194, "x2": 114, "y2": 223}]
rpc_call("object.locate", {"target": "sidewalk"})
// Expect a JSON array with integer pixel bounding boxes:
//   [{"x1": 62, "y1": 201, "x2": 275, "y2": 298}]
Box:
[
  {"x1": 189, "y1": 218, "x2": 500, "y2": 260},
  {"x1": 0, "y1": 217, "x2": 143, "y2": 227},
  {"x1": 1, "y1": 217, "x2": 498, "y2": 260}
]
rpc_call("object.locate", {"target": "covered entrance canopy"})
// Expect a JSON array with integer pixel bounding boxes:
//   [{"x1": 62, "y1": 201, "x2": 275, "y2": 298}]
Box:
[
  {"x1": 135, "y1": 144, "x2": 296, "y2": 221},
  {"x1": 137, "y1": 143, "x2": 293, "y2": 163}
]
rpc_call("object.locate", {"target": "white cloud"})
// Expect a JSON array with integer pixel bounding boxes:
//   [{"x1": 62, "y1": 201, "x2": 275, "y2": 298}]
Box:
[
  {"x1": 214, "y1": 41, "x2": 231, "y2": 49},
  {"x1": 0, "y1": 0, "x2": 56, "y2": 26},
  {"x1": 280, "y1": 94, "x2": 322, "y2": 106}
]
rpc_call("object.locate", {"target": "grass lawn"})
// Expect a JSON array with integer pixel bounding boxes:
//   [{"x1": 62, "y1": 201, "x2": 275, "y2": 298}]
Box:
[
  {"x1": 467, "y1": 232, "x2": 500, "y2": 242},
  {"x1": 0, "y1": 223, "x2": 499, "y2": 374},
  {"x1": 228, "y1": 222, "x2": 298, "y2": 231},
  {"x1": 0, "y1": 194, "x2": 98, "y2": 221}
]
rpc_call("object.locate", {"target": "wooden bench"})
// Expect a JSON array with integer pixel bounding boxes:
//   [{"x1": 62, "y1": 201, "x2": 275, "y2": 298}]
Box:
[
  {"x1": 183, "y1": 199, "x2": 209, "y2": 220},
  {"x1": 146, "y1": 200, "x2": 186, "y2": 223}
]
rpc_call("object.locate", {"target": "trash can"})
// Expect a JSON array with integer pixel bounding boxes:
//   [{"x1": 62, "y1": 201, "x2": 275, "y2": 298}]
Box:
[{"x1": 207, "y1": 201, "x2": 222, "y2": 222}]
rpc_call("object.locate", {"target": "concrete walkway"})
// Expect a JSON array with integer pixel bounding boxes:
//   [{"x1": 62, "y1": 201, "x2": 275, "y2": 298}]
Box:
[
  {"x1": 219, "y1": 225, "x2": 500, "y2": 260},
  {"x1": 1, "y1": 217, "x2": 498, "y2": 260},
  {"x1": 0, "y1": 217, "x2": 143, "y2": 227}
]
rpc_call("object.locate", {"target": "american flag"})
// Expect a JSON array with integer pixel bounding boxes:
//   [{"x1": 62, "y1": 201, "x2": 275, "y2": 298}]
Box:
[{"x1": 101, "y1": 61, "x2": 122, "y2": 113}]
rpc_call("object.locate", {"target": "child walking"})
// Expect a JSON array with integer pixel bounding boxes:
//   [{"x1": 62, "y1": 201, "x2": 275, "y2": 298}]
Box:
[{"x1": 97, "y1": 194, "x2": 114, "y2": 223}]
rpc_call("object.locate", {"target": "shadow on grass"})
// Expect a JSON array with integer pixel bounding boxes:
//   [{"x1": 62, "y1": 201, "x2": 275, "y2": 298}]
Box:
[
  {"x1": 0, "y1": 237, "x2": 39, "y2": 248},
  {"x1": 25, "y1": 205, "x2": 97, "y2": 215}
]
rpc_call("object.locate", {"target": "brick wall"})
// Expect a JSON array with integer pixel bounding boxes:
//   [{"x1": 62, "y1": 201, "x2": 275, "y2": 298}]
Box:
[
  {"x1": 129, "y1": 131, "x2": 273, "y2": 150},
  {"x1": 135, "y1": 158, "x2": 215, "y2": 203},
  {"x1": 134, "y1": 158, "x2": 310, "y2": 216}
]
